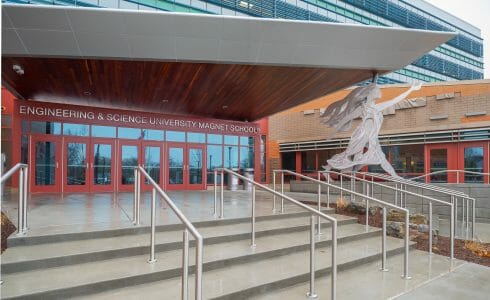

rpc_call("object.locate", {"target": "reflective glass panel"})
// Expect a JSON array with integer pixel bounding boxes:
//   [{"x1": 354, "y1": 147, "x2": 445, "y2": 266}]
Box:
[
  {"x1": 281, "y1": 152, "x2": 296, "y2": 171},
  {"x1": 142, "y1": 129, "x2": 164, "y2": 141},
  {"x1": 224, "y1": 146, "x2": 239, "y2": 169},
  {"x1": 167, "y1": 131, "x2": 185, "y2": 142},
  {"x1": 144, "y1": 146, "x2": 161, "y2": 184},
  {"x1": 94, "y1": 144, "x2": 112, "y2": 185},
  {"x1": 389, "y1": 145, "x2": 424, "y2": 176},
  {"x1": 63, "y1": 123, "x2": 89, "y2": 136},
  {"x1": 21, "y1": 120, "x2": 29, "y2": 133},
  {"x1": 189, "y1": 148, "x2": 203, "y2": 184},
  {"x1": 35, "y1": 141, "x2": 56, "y2": 185},
  {"x1": 1, "y1": 116, "x2": 12, "y2": 127},
  {"x1": 118, "y1": 127, "x2": 141, "y2": 139},
  {"x1": 121, "y1": 145, "x2": 138, "y2": 184},
  {"x1": 430, "y1": 149, "x2": 447, "y2": 183},
  {"x1": 224, "y1": 135, "x2": 239, "y2": 145},
  {"x1": 67, "y1": 143, "x2": 86, "y2": 185},
  {"x1": 207, "y1": 134, "x2": 222, "y2": 144},
  {"x1": 240, "y1": 146, "x2": 254, "y2": 169},
  {"x1": 187, "y1": 132, "x2": 205, "y2": 143},
  {"x1": 464, "y1": 147, "x2": 484, "y2": 183},
  {"x1": 92, "y1": 125, "x2": 116, "y2": 138},
  {"x1": 301, "y1": 151, "x2": 316, "y2": 172},
  {"x1": 169, "y1": 147, "x2": 184, "y2": 184},
  {"x1": 31, "y1": 121, "x2": 61, "y2": 135},
  {"x1": 207, "y1": 145, "x2": 222, "y2": 184},
  {"x1": 240, "y1": 136, "x2": 254, "y2": 147}
]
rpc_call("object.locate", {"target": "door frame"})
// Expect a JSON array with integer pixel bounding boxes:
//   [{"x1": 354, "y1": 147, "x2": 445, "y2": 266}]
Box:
[
  {"x1": 425, "y1": 143, "x2": 458, "y2": 183},
  {"x1": 141, "y1": 141, "x2": 164, "y2": 192},
  {"x1": 63, "y1": 136, "x2": 90, "y2": 193},
  {"x1": 91, "y1": 138, "x2": 116, "y2": 192},
  {"x1": 457, "y1": 141, "x2": 489, "y2": 184},
  {"x1": 186, "y1": 143, "x2": 206, "y2": 190},
  {"x1": 118, "y1": 140, "x2": 141, "y2": 192},
  {"x1": 30, "y1": 135, "x2": 62, "y2": 193},
  {"x1": 166, "y1": 142, "x2": 186, "y2": 190}
]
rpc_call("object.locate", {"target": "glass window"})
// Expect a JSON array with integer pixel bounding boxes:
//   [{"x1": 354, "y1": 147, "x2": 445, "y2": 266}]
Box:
[
  {"x1": 207, "y1": 134, "x2": 222, "y2": 144},
  {"x1": 118, "y1": 127, "x2": 141, "y2": 139},
  {"x1": 63, "y1": 123, "x2": 89, "y2": 136},
  {"x1": 142, "y1": 129, "x2": 164, "y2": 141},
  {"x1": 281, "y1": 152, "x2": 296, "y2": 171},
  {"x1": 464, "y1": 147, "x2": 484, "y2": 183},
  {"x1": 167, "y1": 131, "x2": 185, "y2": 142},
  {"x1": 92, "y1": 125, "x2": 116, "y2": 138},
  {"x1": 207, "y1": 145, "x2": 223, "y2": 184},
  {"x1": 301, "y1": 151, "x2": 316, "y2": 173},
  {"x1": 1, "y1": 115, "x2": 12, "y2": 127},
  {"x1": 260, "y1": 152, "x2": 266, "y2": 182},
  {"x1": 31, "y1": 121, "x2": 61, "y2": 135},
  {"x1": 66, "y1": 143, "x2": 87, "y2": 185},
  {"x1": 430, "y1": 149, "x2": 448, "y2": 183},
  {"x1": 240, "y1": 146, "x2": 254, "y2": 169},
  {"x1": 260, "y1": 135, "x2": 266, "y2": 152},
  {"x1": 224, "y1": 146, "x2": 239, "y2": 169},
  {"x1": 21, "y1": 120, "x2": 29, "y2": 133},
  {"x1": 121, "y1": 145, "x2": 138, "y2": 184},
  {"x1": 187, "y1": 132, "x2": 205, "y2": 143},
  {"x1": 368, "y1": 146, "x2": 389, "y2": 173},
  {"x1": 224, "y1": 135, "x2": 239, "y2": 145},
  {"x1": 240, "y1": 136, "x2": 254, "y2": 147},
  {"x1": 318, "y1": 149, "x2": 342, "y2": 170},
  {"x1": 389, "y1": 145, "x2": 424, "y2": 176},
  {"x1": 21, "y1": 135, "x2": 28, "y2": 164}
]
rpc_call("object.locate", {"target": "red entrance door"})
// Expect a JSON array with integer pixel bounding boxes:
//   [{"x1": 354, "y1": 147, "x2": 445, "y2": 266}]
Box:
[
  {"x1": 91, "y1": 138, "x2": 116, "y2": 192},
  {"x1": 141, "y1": 141, "x2": 164, "y2": 191},
  {"x1": 119, "y1": 140, "x2": 140, "y2": 192},
  {"x1": 425, "y1": 144, "x2": 457, "y2": 183},
  {"x1": 63, "y1": 137, "x2": 90, "y2": 193},
  {"x1": 31, "y1": 135, "x2": 62, "y2": 193},
  {"x1": 458, "y1": 141, "x2": 488, "y2": 184},
  {"x1": 167, "y1": 143, "x2": 205, "y2": 190}
]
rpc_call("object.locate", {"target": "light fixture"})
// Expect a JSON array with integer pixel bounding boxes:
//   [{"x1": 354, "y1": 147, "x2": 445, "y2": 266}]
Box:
[
  {"x1": 222, "y1": 105, "x2": 228, "y2": 109},
  {"x1": 83, "y1": 91, "x2": 91, "y2": 96},
  {"x1": 12, "y1": 64, "x2": 24, "y2": 75},
  {"x1": 162, "y1": 99, "x2": 169, "y2": 103}
]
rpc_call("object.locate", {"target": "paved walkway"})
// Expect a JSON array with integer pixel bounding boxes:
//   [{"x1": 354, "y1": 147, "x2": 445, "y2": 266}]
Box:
[{"x1": 1, "y1": 189, "x2": 320, "y2": 236}]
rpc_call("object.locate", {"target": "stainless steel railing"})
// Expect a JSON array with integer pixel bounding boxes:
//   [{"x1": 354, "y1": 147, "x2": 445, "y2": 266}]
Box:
[
  {"x1": 324, "y1": 170, "x2": 455, "y2": 263},
  {"x1": 276, "y1": 169, "x2": 412, "y2": 278},
  {"x1": 214, "y1": 168, "x2": 337, "y2": 300},
  {"x1": 412, "y1": 169, "x2": 490, "y2": 184},
  {"x1": 134, "y1": 166, "x2": 203, "y2": 300},
  {"x1": 361, "y1": 171, "x2": 475, "y2": 240},
  {"x1": 0, "y1": 163, "x2": 29, "y2": 235}
]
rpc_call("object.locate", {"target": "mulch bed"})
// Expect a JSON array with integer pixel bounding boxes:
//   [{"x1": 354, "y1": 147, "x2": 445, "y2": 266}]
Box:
[
  {"x1": 1, "y1": 211, "x2": 17, "y2": 254},
  {"x1": 301, "y1": 200, "x2": 490, "y2": 267}
]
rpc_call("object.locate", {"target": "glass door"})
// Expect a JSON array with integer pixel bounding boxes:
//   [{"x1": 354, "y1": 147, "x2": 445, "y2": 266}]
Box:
[
  {"x1": 63, "y1": 137, "x2": 89, "y2": 193},
  {"x1": 31, "y1": 136, "x2": 61, "y2": 193},
  {"x1": 142, "y1": 142, "x2": 163, "y2": 191},
  {"x1": 167, "y1": 143, "x2": 185, "y2": 190},
  {"x1": 91, "y1": 139, "x2": 115, "y2": 192},
  {"x1": 119, "y1": 141, "x2": 140, "y2": 192},
  {"x1": 458, "y1": 142, "x2": 488, "y2": 183},
  {"x1": 187, "y1": 144, "x2": 205, "y2": 190},
  {"x1": 425, "y1": 144, "x2": 457, "y2": 183}
]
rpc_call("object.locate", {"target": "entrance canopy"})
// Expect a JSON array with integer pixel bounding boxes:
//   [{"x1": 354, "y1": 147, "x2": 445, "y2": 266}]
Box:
[{"x1": 2, "y1": 4, "x2": 454, "y2": 121}]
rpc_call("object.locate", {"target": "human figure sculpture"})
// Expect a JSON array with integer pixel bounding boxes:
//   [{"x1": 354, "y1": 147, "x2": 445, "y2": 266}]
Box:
[{"x1": 321, "y1": 77, "x2": 421, "y2": 177}]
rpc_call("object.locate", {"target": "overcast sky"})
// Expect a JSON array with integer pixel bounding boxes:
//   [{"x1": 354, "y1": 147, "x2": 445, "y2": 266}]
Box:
[{"x1": 425, "y1": 0, "x2": 490, "y2": 78}]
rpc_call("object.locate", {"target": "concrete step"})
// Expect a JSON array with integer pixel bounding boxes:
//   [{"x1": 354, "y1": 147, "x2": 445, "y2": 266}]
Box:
[
  {"x1": 71, "y1": 236, "x2": 415, "y2": 300},
  {"x1": 0, "y1": 223, "x2": 379, "y2": 299},
  {"x1": 2, "y1": 212, "x2": 352, "y2": 273}
]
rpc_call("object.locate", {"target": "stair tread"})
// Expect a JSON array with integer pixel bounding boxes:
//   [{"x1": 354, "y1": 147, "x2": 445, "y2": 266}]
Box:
[
  {"x1": 2, "y1": 213, "x2": 353, "y2": 264},
  {"x1": 1, "y1": 223, "x2": 378, "y2": 298},
  {"x1": 71, "y1": 236, "x2": 410, "y2": 300}
]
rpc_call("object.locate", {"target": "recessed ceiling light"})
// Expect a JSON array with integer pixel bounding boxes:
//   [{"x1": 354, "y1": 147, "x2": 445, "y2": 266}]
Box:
[
  {"x1": 83, "y1": 91, "x2": 91, "y2": 96},
  {"x1": 162, "y1": 99, "x2": 169, "y2": 103},
  {"x1": 222, "y1": 105, "x2": 228, "y2": 109},
  {"x1": 13, "y1": 64, "x2": 24, "y2": 75}
]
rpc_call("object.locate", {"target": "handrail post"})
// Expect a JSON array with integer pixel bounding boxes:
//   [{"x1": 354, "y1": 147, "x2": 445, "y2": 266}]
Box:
[
  {"x1": 317, "y1": 172, "x2": 322, "y2": 236},
  {"x1": 213, "y1": 170, "x2": 217, "y2": 216},
  {"x1": 402, "y1": 212, "x2": 411, "y2": 279},
  {"x1": 136, "y1": 169, "x2": 141, "y2": 225},
  {"x1": 429, "y1": 202, "x2": 433, "y2": 256},
  {"x1": 472, "y1": 199, "x2": 475, "y2": 240},
  {"x1": 331, "y1": 220, "x2": 337, "y2": 300},
  {"x1": 272, "y1": 171, "x2": 276, "y2": 213},
  {"x1": 450, "y1": 203, "x2": 454, "y2": 265},
  {"x1": 453, "y1": 196, "x2": 457, "y2": 238},
  {"x1": 182, "y1": 229, "x2": 189, "y2": 300},
  {"x1": 306, "y1": 215, "x2": 317, "y2": 299},
  {"x1": 22, "y1": 166, "x2": 28, "y2": 232},
  {"x1": 251, "y1": 185, "x2": 256, "y2": 248},
  {"x1": 148, "y1": 187, "x2": 157, "y2": 264},
  {"x1": 195, "y1": 236, "x2": 203, "y2": 300},
  {"x1": 220, "y1": 170, "x2": 224, "y2": 218},
  {"x1": 16, "y1": 168, "x2": 25, "y2": 235},
  {"x1": 340, "y1": 174, "x2": 343, "y2": 200},
  {"x1": 133, "y1": 168, "x2": 138, "y2": 225},
  {"x1": 365, "y1": 198, "x2": 369, "y2": 230},
  {"x1": 380, "y1": 207, "x2": 388, "y2": 272},
  {"x1": 395, "y1": 183, "x2": 398, "y2": 206},
  {"x1": 280, "y1": 172, "x2": 284, "y2": 213},
  {"x1": 326, "y1": 172, "x2": 330, "y2": 207}
]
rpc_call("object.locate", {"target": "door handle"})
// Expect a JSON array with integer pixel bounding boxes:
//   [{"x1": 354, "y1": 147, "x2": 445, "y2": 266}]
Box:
[{"x1": 56, "y1": 162, "x2": 59, "y2": 169}]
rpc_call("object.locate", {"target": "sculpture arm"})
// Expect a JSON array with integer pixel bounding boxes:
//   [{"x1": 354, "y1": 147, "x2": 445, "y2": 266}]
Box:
[{"x1": 375, "y1": 84, "x2": 421, "y2": 111}]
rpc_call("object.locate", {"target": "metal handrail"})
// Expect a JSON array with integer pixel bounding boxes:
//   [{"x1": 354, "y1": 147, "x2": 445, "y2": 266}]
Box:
[
  {"x1": 277, "y1": 169, "x2": 411, "y2": 278},
  {"x1": 360, "y1": 171, "x2": 475, "y2": 240},
  {"x1": 412, "y1": 169, "x2": 490, "y2": 184},
  {"x1": 214, "y1": 168, "x2": 337, "y2": 300},
  {"x1": 322, "y1": 170, "x2": 455, "y2": 263},
  {"x1": 0, "y1": 163, "x2": 28, "y2": 235},
  {"x1": 134, "y1": 166, "x2": 203, "y2": 300}
]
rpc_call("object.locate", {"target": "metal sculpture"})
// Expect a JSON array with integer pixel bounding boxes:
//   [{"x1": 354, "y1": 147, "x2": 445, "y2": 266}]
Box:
[{"x1": 321, "y1": 76, "x2": 421, "y2": 177}]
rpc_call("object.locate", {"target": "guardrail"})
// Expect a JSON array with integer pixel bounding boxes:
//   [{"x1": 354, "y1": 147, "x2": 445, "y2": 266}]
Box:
[
  {"x1": 1, "y1": 163, "x2": 29, "y2": 235},
  {"x1": 214, "y1": 168, "x2": 337, "y2": 300},
  {"x1": 276, "y1": 169, "x2": 412, "y2": 278},
  {"x1": 134, "y1": 166, "x2": 203, "y2": 300},
  {"x1": 361, "y1": 171, "x2": 475, "y2": 240},
  {"x1": 411, "y1": 169, "x2": 490, "y2": 184},
  {"x1": 322, "y1": 170, "x2": 455, "y2": 263}
]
